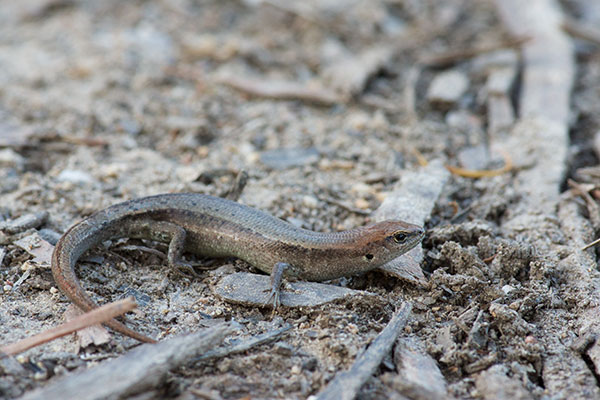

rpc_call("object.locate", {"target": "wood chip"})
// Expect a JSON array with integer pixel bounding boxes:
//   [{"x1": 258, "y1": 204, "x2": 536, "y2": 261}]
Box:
[
  {"x1": 373, "y1": 159, "x2": 450, "y2": 285},
  {"x1": 392, "y1": 336, "x2": 447, "y2": 398},
  {"x1": 215, "y1": 272, "x2": 374, "y2": 308},
  {"x1": 475, "y1": 364, "x2": 533, "y2": 400},
  {"x1": 13, "y1": 232, "x2": 54, "y2": 265},
  {"x1": 1, "y1": 211, "x2": 48, "y2": 235},
  {"x1": 321, "y1": 45, "x2": 393, "y2": 98},
  {"x1": 64, "y1": 305, "x2": 111, "y2": 349},
  {"x1": 482, "y1": 50, "x2": 518, "y2": 134}
]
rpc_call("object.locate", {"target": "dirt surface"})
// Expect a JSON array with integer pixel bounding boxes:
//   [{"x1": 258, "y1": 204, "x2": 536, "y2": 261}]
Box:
[{"x1": 2, "y1": 0, "x2": 600, "y2": 399}]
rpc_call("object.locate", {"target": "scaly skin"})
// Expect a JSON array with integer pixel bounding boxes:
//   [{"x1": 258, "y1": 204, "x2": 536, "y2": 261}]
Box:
[{"x1": 51, "y1": 193, "x2": 424, "y2": 343}]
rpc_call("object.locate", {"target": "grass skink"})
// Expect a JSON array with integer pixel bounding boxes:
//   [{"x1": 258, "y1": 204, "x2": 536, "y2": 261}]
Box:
[{"x1": 51, "y1": 193, "x2": 424, "y2": 343}]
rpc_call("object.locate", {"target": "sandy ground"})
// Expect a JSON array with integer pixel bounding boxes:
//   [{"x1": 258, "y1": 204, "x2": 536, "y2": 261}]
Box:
[{"x1": 2, "y1": 0, "x2": 600, "y2": 399}]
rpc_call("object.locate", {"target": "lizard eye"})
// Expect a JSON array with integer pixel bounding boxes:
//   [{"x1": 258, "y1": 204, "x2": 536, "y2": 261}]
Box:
[{"x1": 393, "y1": 232, "x2": 407, "y2": 243}]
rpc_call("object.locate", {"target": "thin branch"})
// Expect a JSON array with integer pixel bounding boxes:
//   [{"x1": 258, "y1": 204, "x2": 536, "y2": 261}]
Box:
[
  {"x1": 315, "y1": 303, "x2": 412, "y2": 400},
  {"x1": 193, "y1": 324, "x2": 292, "y2": 364},
  {"x1": 419, "y1": 36, "x2": 530, "y2": 67},
  {"x1": 562, "y1": 17, "x2": 600, "y2": 46},
  {"x1": 1, "y1": 298, "x2": 137, "y2": 357}
]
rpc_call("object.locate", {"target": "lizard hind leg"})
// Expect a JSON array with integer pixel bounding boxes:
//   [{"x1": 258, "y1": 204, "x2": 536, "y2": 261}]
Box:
[
  {"x1": 142, "y1": 220, "x2": 197, "y2": 277},
  {"x1": 98, "y1": 219, "x2": 194, "y2": 342}
]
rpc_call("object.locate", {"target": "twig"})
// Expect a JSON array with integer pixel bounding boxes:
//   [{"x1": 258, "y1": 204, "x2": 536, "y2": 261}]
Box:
[
  {"x1": 446, "y1": 150, "x2": 513, "y2": 178},
  {"x1": 19, "y1": 324, "x2": 233, "y2": 400},
  {"x1": 319, "y1": 196, "x2": 371, "y2": 216},
  {"x1": 221, "y1": 170, "x2": 248, "y2": 201},
  {"x1": 0, "y1": 298, "x2": 137, "y2": 357},
  {"x1": 219, "y1": 76, "x2": 340, "y2": 105},
  {"x1": 419, "y1": 36, "x2": 530, "y2": 67},
  {"x1": 568, "y1": 179, "x2": 600, "y2": 231},
  {"x1": 581, "y1": 237, "x2": 600, "y2": 251},
  {"x1": 1, "y1": 211, "x2": 48, "y2": 234},
  {"x1": 115, "y1": 245, "x2": 166, "y2": 259},
  {"x1": 403, "y1": 66, "x2": 420, "y2": 123},
  {"x1": 410, "y1": 147, "x2": 428, "y2": 167},
  {"x1": 60, "y1": 135, "x2": 108, "y2": 147},
  {"x1": 562, "y1": 17, "x2": 600, "y2": 46},
  {"x1": 193, "y1": 324, "x2": 292, "y2": 364},
  {"x1": 315, "y1": 302, "x2": 412, "y2": 400}
]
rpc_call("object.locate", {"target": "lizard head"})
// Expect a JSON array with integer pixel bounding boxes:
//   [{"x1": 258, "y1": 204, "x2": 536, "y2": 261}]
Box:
[{"x1": 357, "y1": 220, "x2": 425, "y2": 266}]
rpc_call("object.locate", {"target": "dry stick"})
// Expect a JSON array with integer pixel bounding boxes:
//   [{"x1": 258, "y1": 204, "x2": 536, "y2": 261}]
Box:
[
  {"x1": 60, "y1": 135, "x2": 108, "y2": 147},
  {"x1": 319, "y1": 196, "x2": 371, "y2": 216},
  {"x1": 567, "y1": 179, "x2": 600, "y2": 231},
  {"x1": 0, "y1": 298, "x2": 137, "y2": 357},
  {"x1": 402, "y1": 66, "x2": 420, "y2": 124},
  {"x1": 562, "y1": 17, "x2": 600, "y2": 46},
  {"x1": 219, "y1": 76, "x2": 340, "y2": 105},
  {"x1": 222, "y1": 170, "x2": 248, "y2": 201},
  {"x1": 193, "y1": 324, "x2": 292, "y2": 364},
  {"x1": 418, "y1": 35, "x2": 530, "y2": 67},
  {"x1": 445, "y1": 149, "x2": 513, "y2": 178},
  {"x1": 20, "y1": 324, "x2": 233, "y2": 400},
  {"x1": 315, "y1": 302, "x2": 412, "y2": 400},
  {"x1": 582, "y1": 237, "x2": 600, "y2": 251}
]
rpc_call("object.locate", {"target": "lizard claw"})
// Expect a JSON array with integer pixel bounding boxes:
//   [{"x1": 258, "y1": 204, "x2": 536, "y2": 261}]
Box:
[
  {"x1": 267, "y1": 286, "x2": 281, "y2": 309},
  {"x1": 173, "y1": 261, "x2": 200, "y2": 278}
]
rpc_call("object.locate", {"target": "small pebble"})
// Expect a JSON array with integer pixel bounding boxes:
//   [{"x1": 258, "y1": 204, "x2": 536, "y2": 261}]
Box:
[
  {"x1": 346, "y1": 112, "x2": 370, "y2": 130},
  {"x1": 524, "y1": 335, "x2": 537, "y2": 344},
  {"x1": 286, "y1": 218, "x2": 306, "y2": 228},
  {"x1": 57, "y1": 169, "x2": 94, "y2": 185},
  {"x1": 501, "y1": 285, "x2": 515, "y2": 295},
  {"x1": 260, "y1": 147, "x2": 319, "y2": 170},
  {"x1": 354, "y1": 198, "x2": 370, "y2": 209},
  {"x1": 100, "y1": 163, "x2": 127, "y2": 179},
  {"x1": 351, "y1": 182, "x2": 372, "y2": 194},
  {"x1": 302, "y1": 357, "x2": 318, "y2": 371},
  {"x1": 176, "y1": 165, "x2": 201, "y2": 182},
  {"x1": 371, "y1": 110, "x2": 388, "y2": 130},
  {"x1": 427, "y1": 70, "x2": 469, "y2": 107},
  {"x1": 0, "y1": 148, "x2": 25, "y2": 169},
  {"x1": 302, "y1": 196, "x2": 318, "y2": 209},
  {"x1": 274, "y1": 342, "x2": 294, "y2": 356}
]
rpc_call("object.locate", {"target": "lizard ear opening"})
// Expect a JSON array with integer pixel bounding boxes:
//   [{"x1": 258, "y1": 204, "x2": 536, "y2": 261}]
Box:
[{"x1": 364, "y1": 253, "x2": 374, "y2": 261}]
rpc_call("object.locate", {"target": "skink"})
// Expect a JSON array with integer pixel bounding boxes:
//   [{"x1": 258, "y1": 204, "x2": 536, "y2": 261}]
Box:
[{"x1": 51, "y1": 193, "x2": 424, "y2": 343}]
